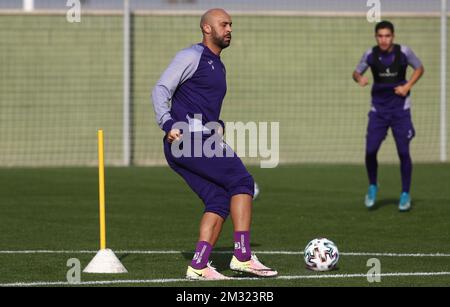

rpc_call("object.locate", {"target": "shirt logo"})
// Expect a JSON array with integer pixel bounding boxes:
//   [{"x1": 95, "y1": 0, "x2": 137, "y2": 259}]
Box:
[
  {"x1": 407, "y1": 129, "x2": 414, "y2": 139},
  {"x1": 208, "y1": 60, "x2": 215, "y2": 70},
  {"x1": 379, "y1": 67, "x2": 398, "y2": 78}
]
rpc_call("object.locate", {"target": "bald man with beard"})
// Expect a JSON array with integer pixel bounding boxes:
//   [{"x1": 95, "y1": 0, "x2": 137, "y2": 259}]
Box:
[{"x1": 152, "y1": 9, "x2": 278, "y2": 280}]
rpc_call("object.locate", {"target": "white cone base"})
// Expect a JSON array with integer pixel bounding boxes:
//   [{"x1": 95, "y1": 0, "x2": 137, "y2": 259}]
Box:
[{"x1": 83, "y1": 249, "x2": 128, "y2": 273}]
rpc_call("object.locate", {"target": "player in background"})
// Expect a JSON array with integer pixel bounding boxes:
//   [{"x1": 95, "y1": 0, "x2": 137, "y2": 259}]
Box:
[
  {"x1": 152, "y1": 8, "x2": 277, "y2": 280},
  {"x1": 353, "y1": 21, "x2": 424, "y2": 211}
]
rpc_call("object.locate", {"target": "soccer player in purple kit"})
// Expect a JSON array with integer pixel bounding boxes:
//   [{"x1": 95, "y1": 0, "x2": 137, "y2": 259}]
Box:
[
  {"x1": 353, "y1": 21, "x2": 424, "y2": 212},
  {"x1": 151, "y1": 8, "x2": 277, "y2": 280}
]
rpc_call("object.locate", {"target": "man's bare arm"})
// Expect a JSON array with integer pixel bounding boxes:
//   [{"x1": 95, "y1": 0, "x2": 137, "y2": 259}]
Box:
[
  {"x1": 353, "y1": 70, "x2": 369, "y2": 87},
  {"x1": 394, "y1": 65, "x2": 424, "y2": 97}
]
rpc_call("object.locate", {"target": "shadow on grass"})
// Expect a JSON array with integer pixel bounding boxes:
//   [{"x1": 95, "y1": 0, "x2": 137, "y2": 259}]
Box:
[
  {"x1": 368, "y1": 198, "x2": 419, "y2": 212},
  {"x1": 181, "y1": 243, "x2": 262, "y2": 272},
  {"x1": 119, "y1": 253, "x2": 130, "y2": 261}
]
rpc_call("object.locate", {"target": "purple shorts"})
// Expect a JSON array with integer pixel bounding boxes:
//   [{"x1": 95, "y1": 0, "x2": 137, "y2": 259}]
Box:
[
  {"x1": 163, "y1": 136, "x2": 254, "y2": 220},
  {"x1": 366, "y1": 109, "x2": 415, "y2": 154}
]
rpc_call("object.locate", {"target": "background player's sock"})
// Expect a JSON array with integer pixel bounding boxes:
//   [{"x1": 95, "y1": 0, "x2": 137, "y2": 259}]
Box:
[
  {"x1": 365, "y1": 152, "x2": 378, "y2": 186},
  {"x1": 399, "y1": 152, "x2": 412, "y2": 193},
  {"x1": 191, "y1": 241, "x2": 212, "y2": 270},
  {"x1": 234, "y1": 231, "x2": 251, "y2": 262}
]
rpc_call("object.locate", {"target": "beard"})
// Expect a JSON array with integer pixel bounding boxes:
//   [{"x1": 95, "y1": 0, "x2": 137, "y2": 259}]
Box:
[{"x1": 212, "y1": 28, "x2": 231, "y2": 49}]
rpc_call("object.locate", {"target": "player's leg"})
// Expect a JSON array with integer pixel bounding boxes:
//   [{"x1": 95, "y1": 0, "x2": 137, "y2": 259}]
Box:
[
  {"x1": 392, "y1": 110, "x2": 415, "y2": 212},
  {"x1": 365, "y1": 111, "x2": 389, "y2": 208},
  {"x1": 230, "y1": 193, "x2": 252, "y2": 260},
  {"x1": 176, "y1": 171, "x2": 231, "y2": 280},
  {"x1": 206, "y1": 159, "x2": 277, "y2": 277},
  {"x1": 163, "y1": 140, "x2": 230, "y2": 280},
  {"x1": 231, "y1": 194, "x2": 252, "y2": 231},
  {"x1": 199, "y1": 212, "x2": 224, "y2": 246},
  {"x1": 228, "y1": 194, "x2": 277, "y2": 277},
  {"x1": 168, "y1": 142, "x2": 255, "y2": 256},
  {"x1": 187, "y1": 212, "x2": 229, "y2": 280},
  {"x1": 172, "y1": 167, "x2": 230, "y2": 278},
  {"x1": 169, "y1": 142, "x2": 277, "y2": 277}
]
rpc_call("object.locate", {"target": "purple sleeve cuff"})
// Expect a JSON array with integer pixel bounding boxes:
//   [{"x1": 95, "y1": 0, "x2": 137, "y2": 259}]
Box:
[{"x1": 162, "y1": 119, "x2": 175, "y2": 134}]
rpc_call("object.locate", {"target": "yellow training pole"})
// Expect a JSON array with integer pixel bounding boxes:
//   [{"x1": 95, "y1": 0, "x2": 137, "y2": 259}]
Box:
[{"x1": 98, "y1": 129, "x2": 106, "y2": 250}]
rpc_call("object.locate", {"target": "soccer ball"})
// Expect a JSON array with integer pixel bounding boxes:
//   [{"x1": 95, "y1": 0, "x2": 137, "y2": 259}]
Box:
[
  {"x1": 253, "y1": 182, "x2": 260, "y2": 200},
  {"x1": 304, "y1": 238, "x2": 339, "y2": 271}
]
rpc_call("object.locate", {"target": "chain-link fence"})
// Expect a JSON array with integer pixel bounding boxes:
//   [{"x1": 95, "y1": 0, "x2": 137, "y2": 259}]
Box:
[{"x1": 0, "y1": 0, "x2": 448, "y2": 166}]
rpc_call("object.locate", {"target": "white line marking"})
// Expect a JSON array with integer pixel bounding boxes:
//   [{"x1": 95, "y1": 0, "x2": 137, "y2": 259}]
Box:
[
  {"x1": 0, "y1": 250, "x2": 97, "y2": 254},
  {"x1": 0, "y1": 250, "x2": 450, "y2": 257},
  {"x1": 2, "y1": 272, "x2": 450, "y2": 287},
  {"x1": 339, "y1": 252, "x2": 450, "y2": 257},
  {"x1": 277, "y1": 272, "x2": 450, "y2": 279}
]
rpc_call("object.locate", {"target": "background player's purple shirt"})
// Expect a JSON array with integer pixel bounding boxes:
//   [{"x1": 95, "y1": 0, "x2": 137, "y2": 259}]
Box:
[
  {"x1": 355, "y1": 45, "x2": 422, "y2": 112},
  {"x1": 355, "y1": 45, "x2": 422, "y2": 74},
  {"x1": 152, "y1": 43, "x2": 227, "y2": 133}
]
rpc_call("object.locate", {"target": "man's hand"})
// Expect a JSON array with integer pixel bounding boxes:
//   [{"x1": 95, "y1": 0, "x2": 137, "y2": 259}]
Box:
[
  {"x1": 394, "y1": 84, "x2": 411, "y2": 97},
  {"x1": 167, "y1": 128, "x2": 182, "y2": 143},
  {"x1": 353, "y1": 71, "x2": 369, "y2": 87},
  {"x1": 394, "y1": 66, "x2": 424, "y2": 97},
  {"x1": 357, "y1": 76, "x2": 369, "y2": 87}
]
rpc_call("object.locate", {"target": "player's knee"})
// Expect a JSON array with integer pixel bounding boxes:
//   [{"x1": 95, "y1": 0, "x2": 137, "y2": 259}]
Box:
[
  {"x1": 398, "y1": 150, "x2": 411, "y2": 161},
  {"x1": 365, "y1": 149, "x2": 378, "y2": 158},
  {"x1": 204, "y1": 206, "x2": 229, "y2": 220},
  {"x1": 228, "y1": 174, "x2": 255, "y2": 198},
  {"x1": 200, "y1": 185, "x2": 230, "y2": 219}
]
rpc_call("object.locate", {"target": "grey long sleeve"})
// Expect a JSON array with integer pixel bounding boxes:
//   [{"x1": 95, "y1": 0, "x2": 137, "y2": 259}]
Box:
[{"x1": 151, "y1": 45, "x2": 202, "y2": 133}]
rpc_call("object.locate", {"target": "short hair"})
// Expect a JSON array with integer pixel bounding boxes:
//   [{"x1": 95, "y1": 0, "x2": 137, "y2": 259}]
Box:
[{"x1": 375, "y1": 20, "x2": 395, "y2": 34}]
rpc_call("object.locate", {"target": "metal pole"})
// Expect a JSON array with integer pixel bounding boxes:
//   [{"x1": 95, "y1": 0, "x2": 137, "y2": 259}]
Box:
[
  {"x1": 441, "y1": 0, "x2": 448, "y2": 162},
  {"x1": 23, "y1": 0, "x2": 34, "y2": 12},
  {"x1": 123, "y1": 0, "x2": 132, "y2": 166},
  {"x1": 97, "y1": 130, "x2": 106, "y2": 250}
]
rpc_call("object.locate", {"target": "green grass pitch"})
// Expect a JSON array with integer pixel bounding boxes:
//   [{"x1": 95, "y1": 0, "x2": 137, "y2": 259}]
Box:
[{"x1": 0, "y1": 164, "x2": 449, "y2": 286}]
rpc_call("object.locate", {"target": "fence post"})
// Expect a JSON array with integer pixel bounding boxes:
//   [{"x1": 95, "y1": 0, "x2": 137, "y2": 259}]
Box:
[
  {"x1": 23, "y1": 0, "x2": 34, "y2": 12},
  {"x1": 441, "y1": 0, "x2": 448, "y2": 162},
  {"x1": 123, "y1": 0, "x2": 132, "y2": 166}
]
